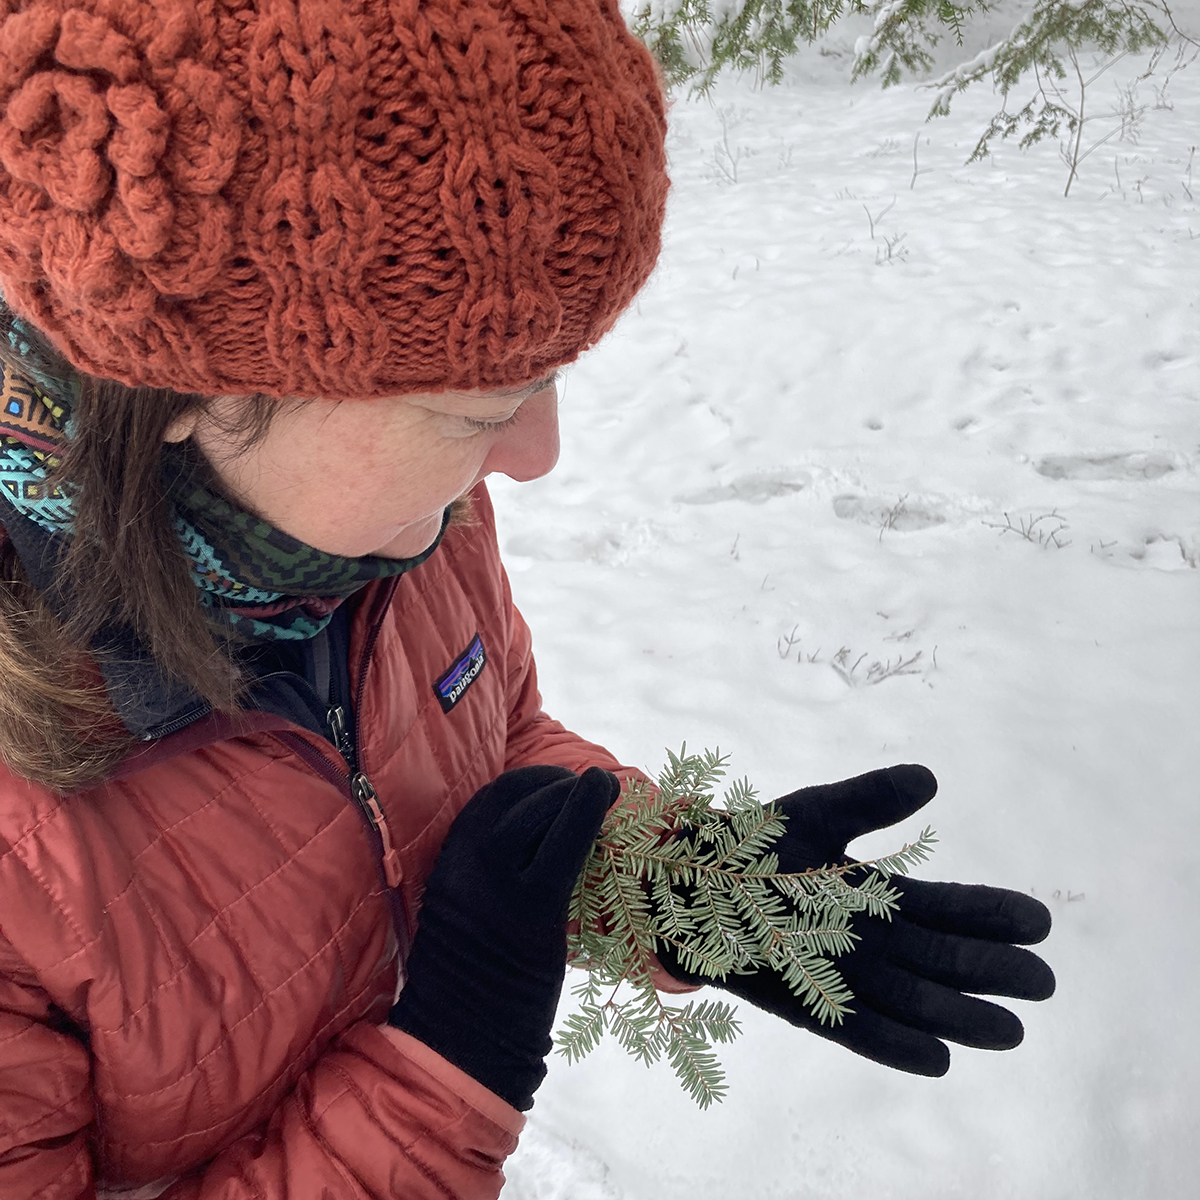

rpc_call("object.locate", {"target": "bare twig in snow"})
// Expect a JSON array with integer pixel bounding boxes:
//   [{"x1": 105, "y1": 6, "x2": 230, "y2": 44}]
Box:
[
  {"x1": 778, "y1": 626, "x2": 801, "y2": 660},
  {"x1": 878, "y1": 494, "x2": 910, "y2": 541},
  {"x1": 862, "y1": 197, "x2": 897, "y2": 241},
  {"x1": 831, "y1": 646, "x2": 926, "y2": 687},
  {"x1": 983, "y1": 510, "x2": 1072, "y2": 549}
]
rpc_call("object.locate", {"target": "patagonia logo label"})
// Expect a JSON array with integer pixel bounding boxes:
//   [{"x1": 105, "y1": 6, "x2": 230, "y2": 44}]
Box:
[{"x1": 434, "y1": 634, "x2": 487, "y2": 714}]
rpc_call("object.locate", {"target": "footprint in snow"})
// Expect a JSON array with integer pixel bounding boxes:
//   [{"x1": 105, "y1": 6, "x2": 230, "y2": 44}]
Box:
[
  {"x1": 832, "y1": 494, "x2": 947, "y2": 531},
  {"x1": 505, "y1": 521, "x2": 660, "y2": 565},
  {"x1": 1034, "y1": 452, "x2": 1177, "y2": 481},
  {"x1": 677, "y1": 468, "x2": 812, "y2": 505},
  {"x1": 1125, "y1": 534, "x2": 1197, "y2": 570}
]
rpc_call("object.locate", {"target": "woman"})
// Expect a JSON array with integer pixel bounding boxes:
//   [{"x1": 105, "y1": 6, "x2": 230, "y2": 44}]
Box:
[{"x1": 0, "y1": 3, "x2": 1054, "y2": 1197}]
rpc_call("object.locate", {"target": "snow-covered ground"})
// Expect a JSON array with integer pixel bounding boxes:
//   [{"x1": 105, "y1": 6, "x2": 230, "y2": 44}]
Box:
[{"x1": 491, "y1": 39, "x2": 1199, "y2": 1200}]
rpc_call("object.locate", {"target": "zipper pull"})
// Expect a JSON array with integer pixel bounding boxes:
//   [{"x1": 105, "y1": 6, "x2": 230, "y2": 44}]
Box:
[
  {"x1": 327, "y1": 705, "x2": 354, "y2": 764},
  {"x1": 329, "y1": 706, "x2": 402, "y2": 890},
  {"x1": 352, "y1": 772, "x2": 404, "y2": 890}
]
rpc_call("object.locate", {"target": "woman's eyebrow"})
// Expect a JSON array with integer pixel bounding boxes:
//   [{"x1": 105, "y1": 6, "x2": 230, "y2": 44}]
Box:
[{"x1": 496, "y1": 370, "x2": 559, "y2": 400}]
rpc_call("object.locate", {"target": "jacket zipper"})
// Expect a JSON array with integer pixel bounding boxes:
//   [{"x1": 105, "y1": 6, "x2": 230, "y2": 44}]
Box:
[
  {"x1": 343, "y1": 577, "x2": 403, "y2": 893},
  {"x1": 132, "y1": 581, "x2": 412, "y2": 956},
  {"x1": 326, "y1": 704, "x2": 402, "y2": 889},
  {"x1": 141, "y1": 701, "x2": 213, "y2": 742},
  {"x1": 277, "y1": 577, "x2": 411, "y2": 959},
  {"x1": 273, "y1": 729, "x2": 410, "y2": 969}
]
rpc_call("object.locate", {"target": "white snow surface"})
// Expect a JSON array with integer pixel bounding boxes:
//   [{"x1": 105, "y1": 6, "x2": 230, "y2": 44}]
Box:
[{"x1": 491, "y1": 50, "x2": 1200, "y2": 1200}]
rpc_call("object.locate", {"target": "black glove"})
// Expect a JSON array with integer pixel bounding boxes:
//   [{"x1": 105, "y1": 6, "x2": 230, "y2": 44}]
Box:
[
  {"x1": 658, "y1": 765, "x2": 1055, "y2": 1076},
  {"x1": 389, "y1": 764, "x2": 620, "y2": 1110}
]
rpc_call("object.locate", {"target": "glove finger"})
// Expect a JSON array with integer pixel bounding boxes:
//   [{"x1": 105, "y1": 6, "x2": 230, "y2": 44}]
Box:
[
  {"x1": 777, "y1": 765, "x2": 937, "y2": 862},
  {"x1": 894, "y1": 877, "x2": 1052, "y2": 945},
  {"x1": 526, "y1": 766, "x2": 621, "y2": 884},
  {"x1": 473, "y1": 765, "x2": 577, "y2": 828},
  {"x1": 844, "y1": 958, "x2": 1026, "y2": 1050},
  {"x1": 487, "y1": 767, "x2": 581, "y2": 865},
  {"x1": 817, "y1": 1000, "x2": 952, "y2": 1077},
  {"x1": 717, "y1": 970, "x2": 950, "y2": 1076},
  {"x1": 887, "y1": 919, "x2": 1057, "y2": 1001}
]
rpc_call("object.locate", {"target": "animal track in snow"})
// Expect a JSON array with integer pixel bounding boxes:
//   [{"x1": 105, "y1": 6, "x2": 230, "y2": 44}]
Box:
[
  {"x1": 678, "y1": 468, "x2": 812, "y2": 505},
  {"x1": 832, "y1": 493, "x2": 947, "y2": 532},
  {"x1": 1034, "y1": 452, "x2": 1178, "y2": 481}
]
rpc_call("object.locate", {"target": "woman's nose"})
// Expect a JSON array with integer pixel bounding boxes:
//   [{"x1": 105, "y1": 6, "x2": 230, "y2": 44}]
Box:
[{"x1": 484, "y1": 387, "x2": 560, "y2": 483}]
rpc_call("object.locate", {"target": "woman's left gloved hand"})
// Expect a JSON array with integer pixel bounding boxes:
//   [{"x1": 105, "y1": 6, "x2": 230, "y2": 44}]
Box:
[
  {"x1": 657, "y1": 765, "x2": 1055, "y2": 1076},
  {"x1": 389, "y1": 764, "x2": 620, "y2": 1111}
]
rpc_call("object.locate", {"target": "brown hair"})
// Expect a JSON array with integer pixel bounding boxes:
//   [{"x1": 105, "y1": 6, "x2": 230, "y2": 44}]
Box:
[
  {"x1": 0, "y1": 537, "x2": 130, "y2": 790},
  {"x1": 0, "y1": 336, "x2": 275, "y2": 792},
  {"x1": 0, "y1": 338, "x2": 476, "y2": 794}
]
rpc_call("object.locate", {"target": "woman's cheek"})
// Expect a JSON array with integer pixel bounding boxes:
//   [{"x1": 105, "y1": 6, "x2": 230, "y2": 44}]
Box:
[{"x1": 381, "y1": 439, "x2": 482, "y2": 521}]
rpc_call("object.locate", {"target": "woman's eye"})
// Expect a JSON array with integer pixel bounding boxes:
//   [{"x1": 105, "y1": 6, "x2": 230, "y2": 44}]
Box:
[
  {"x1": 459, "y1": 371, "x2": 556, "y2": 433},
  {"x1": 464, "y1": 411, "x2": 521, "y2": 433}
]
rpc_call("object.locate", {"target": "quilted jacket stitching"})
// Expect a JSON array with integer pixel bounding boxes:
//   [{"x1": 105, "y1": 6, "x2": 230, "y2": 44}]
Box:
[
  {"x1": 389, "y1": 549, "x2": 495, "y2": 787},
  {"x1": 35, "y1": 827, "x2": 184, "y2": 979},
  {"x1": 235, "y1": 785, "x2": 303, "y2": 865},
  {"x1": 0, "y1": 1071, "x2": 90, "y2": 1142},
  {"x1": 316, "y1": 1056, "x2": 471, "y2": 1199},
  {"x1": 0, "y1": 751, "x2": 308, "y2": 986},
  {"x1": 26, "y1": 1148, "x2": 91, "y2": 1199},
  {"x1": 2, "y1": 827, "x2": 91, "y2": 962},
  {"x1": 378, "y1": 703, "x2": 508, "y2": 864},
  {"x1": 90, "y1": 758, "x2": 350, "y2": 1035},
  {"x1": 130, "y1": 967, "x2": 393, "y2": 1156},
  {"x1": 322, "y1": 1043, "x2": 484, "y2": 1148},
  {"x1": 129, "y1": 776, "x2": 327, "y2": 1022},
  {"x1": 292, "y1": 1075, "x2": 389, "y2": 1197},
  {"x1": 122, "y1": 742, "x2": 292, "y2": 868},
  {"x1": 387, "y1": 523, "x2": 458, "y2": 613},
  {"x1": 97, "y1": 887, "x2": 385, "y2": 1121},
  {"x1": 355, "y1": 535, "x2": 473, "y2": 783},
  {"x1": 91, "y1": 838, "x2": 369, "y2": 1048}
]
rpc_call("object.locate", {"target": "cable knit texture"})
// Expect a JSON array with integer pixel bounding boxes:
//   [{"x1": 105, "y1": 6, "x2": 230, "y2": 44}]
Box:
[{"x1": 0, "y1": 0, "x2": 667, "y2": 398}]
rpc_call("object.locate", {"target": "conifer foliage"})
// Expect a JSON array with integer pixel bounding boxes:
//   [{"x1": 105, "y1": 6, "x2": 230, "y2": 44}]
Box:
[
  {"x1": 922, "y1": 1, "x2": 1179, "y2": 172},
  {"x1": 628, "y1": 0, "x2": 986, "y2": 90},
  {"x1": 557, "y1": 748, "x2": 937, "y2": 1106},
  {"x1": 626, "y1": 1, "x2": 1179, "y2": 95},
  {"x1": 624, "y1": 1, "x2": 1187, "y2": 186}
]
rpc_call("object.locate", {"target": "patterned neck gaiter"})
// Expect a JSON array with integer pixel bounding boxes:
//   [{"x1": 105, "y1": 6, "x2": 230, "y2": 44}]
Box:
[{"x1": 0, "y1": 355, "x2": 446, "y2": 642}]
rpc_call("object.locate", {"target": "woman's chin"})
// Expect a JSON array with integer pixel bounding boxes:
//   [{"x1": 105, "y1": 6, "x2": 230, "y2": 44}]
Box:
[{"x1": 372, "y1": 512, "x2": 445, "y2": 560}]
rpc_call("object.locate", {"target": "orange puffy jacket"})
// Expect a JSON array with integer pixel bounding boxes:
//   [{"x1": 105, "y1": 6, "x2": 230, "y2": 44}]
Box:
[{"x1": 0, "y1": 484, "x2": 639, "y2": 1199}]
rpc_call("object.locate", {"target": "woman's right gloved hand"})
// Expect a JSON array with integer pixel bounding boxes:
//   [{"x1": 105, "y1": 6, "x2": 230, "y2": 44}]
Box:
[{"x1": 388, "y1": 764, "x2": 620, "y2": 1112}]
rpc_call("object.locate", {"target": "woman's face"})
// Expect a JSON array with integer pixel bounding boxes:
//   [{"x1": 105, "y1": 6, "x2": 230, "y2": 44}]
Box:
[{"x1": 169, "y1": 375, "x2": 560, "y2": 559}]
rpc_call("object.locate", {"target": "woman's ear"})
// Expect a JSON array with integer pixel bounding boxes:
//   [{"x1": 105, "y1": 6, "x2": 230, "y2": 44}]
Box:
[{"x1": 163, "y1": 410, "x2": 200, "y2": 443}]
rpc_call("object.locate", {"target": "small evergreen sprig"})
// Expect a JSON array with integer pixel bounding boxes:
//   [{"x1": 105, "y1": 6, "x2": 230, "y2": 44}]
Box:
[{"x1": 556, "y1": 747, "x2": 937, "y2": 1107}]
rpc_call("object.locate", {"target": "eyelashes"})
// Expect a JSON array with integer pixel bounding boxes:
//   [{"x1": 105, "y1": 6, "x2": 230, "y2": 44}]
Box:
[
  {"x1": 464, "y1": 411, "x2": 522, "y2": 433},
  {"x1": 462, "y1": 371, "x2": 559, "y2": 433}
]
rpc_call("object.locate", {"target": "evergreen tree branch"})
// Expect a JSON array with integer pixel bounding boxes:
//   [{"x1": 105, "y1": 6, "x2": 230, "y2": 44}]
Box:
[
  {"x1": 622, "y1": 1, "x2": 1185, "y2": 192},
  {"x1": 557, "y1": 747, "x2": 937, "y2": 1105}
]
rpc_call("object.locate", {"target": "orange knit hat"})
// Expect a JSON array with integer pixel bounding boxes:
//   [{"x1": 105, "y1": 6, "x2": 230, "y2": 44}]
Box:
[{"x1": 0, "y1": 0, "x2": 667, "y2": 399}]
